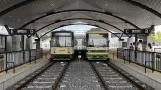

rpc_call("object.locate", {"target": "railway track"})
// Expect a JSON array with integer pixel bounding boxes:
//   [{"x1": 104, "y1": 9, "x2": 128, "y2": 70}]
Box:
[
  {"x1": 7, "y1": 58, "x2": 154, "y2": 90},
  {"x1": 7, "y1": 61, "x2": 70, "y2": 90},
  {"x1": 90, "y1": 61, "x2": 154, "y2": 90}
]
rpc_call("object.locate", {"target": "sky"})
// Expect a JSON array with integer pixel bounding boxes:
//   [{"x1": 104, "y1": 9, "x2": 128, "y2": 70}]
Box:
[
  {"x1": 56, "y1": 21, "x2": 97, "y2": 34},
  {"x1": 58, "y1": 25, "x2": 96, "y2": 31},
  {"x1": 154, "y1": 25, "x2": 161, "y2": 33},
  {"x1": 53, "y1": 24, "x2": 96, "y2": 35}
]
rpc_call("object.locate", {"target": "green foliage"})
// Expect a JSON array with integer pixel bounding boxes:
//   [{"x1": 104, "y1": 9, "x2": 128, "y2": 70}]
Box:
[
  {"x1": 157, "y1": 32, "x2": 161, "y2": 43},
  {"x1": 150, "y1": 34, "x2": 156, "y2": 42},
  {"x1": 150, "y1": 31, "x2": 161, "y2": 43}
]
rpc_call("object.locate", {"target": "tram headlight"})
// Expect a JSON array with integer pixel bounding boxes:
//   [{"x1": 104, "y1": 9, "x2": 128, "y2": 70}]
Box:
[
  {"x1": 68, "y1": 48, "x2": 71, "y2": 53},
  {"x1": 53, "y1": 48, "x2": 56, "y2": 53}
]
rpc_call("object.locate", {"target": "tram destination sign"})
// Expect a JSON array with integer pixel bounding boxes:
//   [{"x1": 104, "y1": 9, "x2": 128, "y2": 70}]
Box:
[
  {"x1": 124, "y1": 29, "x2": 149, "y2": 34},
  {"x1": 11, "y1": 29, "x2": 35, "y2": 35}
]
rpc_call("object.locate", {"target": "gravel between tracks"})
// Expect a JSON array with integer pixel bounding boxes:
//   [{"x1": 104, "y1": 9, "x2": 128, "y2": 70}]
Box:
[{"x1": 56, "y1": 60, "x2": 105, "y2": 90}]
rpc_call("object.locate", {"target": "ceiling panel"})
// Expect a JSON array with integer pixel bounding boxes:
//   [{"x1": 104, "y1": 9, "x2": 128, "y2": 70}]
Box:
[
  {"x1": 0, "y1": 0, "x2": 161, "y2": 35},
  {"x1": 0, "y1": 0, "x2": 25, "y2": 12}
]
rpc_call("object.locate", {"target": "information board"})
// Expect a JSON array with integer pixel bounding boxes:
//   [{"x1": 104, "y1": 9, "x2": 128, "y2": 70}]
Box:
[
  {"x1": 124, "y1": 29, "x2": 149, "y2": 34},
  {"x1": 11, "y1": 29, "x2": 35, "y2": 35}
]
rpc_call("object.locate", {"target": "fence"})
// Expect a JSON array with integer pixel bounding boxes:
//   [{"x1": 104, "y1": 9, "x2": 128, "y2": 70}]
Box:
[
  {"x1": 117, "y1": 48, "x2": 161, "y2": 73},
  {"x1": 0, "y1": 48, "x2": 43, "y2": 73}
]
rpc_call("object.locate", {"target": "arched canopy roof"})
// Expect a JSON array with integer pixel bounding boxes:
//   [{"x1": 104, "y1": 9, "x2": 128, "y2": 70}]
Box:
[{"x1": 0, "y1": 0, "x2": 161, "y2": 36}]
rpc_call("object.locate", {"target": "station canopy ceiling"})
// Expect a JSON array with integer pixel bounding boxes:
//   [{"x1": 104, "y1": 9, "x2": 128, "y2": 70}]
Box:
[{"x1": 0, "y1": 0, "x2": 161, "y2": 37}]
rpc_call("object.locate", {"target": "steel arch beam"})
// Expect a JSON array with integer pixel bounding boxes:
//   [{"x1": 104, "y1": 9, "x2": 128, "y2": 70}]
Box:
[
  {"x1": 35, "y1": 18, "x2": 130, "y2": 37},
  {"x1": 0, "y1": 0, "x2": 36, "y2": 17},
  {"x1": 123, "y1": 0, "x2": 161, "y2": 19},
  {"x1": 36, "y1": 18, "x2": 124, "y2": 33},
  {"x1": 40, "y1": 23, "x2": 120, "y2": 38},
  {"x1": 19, "y1": 9, "x2": 140, "y2": 29}
]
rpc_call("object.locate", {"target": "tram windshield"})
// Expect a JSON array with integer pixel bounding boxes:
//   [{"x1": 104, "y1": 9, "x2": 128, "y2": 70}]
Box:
[
  {"x1": 88, "y1": 33, "x2": 108, "y2": 47},
  {"x1": 51, "y1": 33, "x2": 73, "y2": 47}
]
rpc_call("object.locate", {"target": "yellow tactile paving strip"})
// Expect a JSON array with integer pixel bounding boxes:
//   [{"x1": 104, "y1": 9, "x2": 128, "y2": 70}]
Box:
[{"x1": 0, "y1": 72, "x2": 5, "y2": 75}]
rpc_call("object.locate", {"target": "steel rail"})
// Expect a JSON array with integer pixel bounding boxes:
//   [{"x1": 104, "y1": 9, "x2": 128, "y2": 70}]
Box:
[
  {"x1": 15, "y1": 61, "x2": 55, "y2": 90},
  {"x1": 89, "y1": 61, "x2": 109, "y2": 90},
  {"x1": 52, "y1": 61, "x2": 70, "y2": 90},
  {"x1": 105, "y1": 61, "x2": 146, "y2": 90}
]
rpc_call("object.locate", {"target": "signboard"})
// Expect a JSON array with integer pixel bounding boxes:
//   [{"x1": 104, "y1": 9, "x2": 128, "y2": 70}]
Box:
[
  {"x1": 91, "y1": 34, "x2": 103, "y2": 36},
  {"x1": 11, "y1": 29, "x2": 35, "y2": 35},
  {"x1": 124, "y1": 29, "x2": 149, "y2": 34},
  {"x1": 35, "y1": 39, "x2": 40, "y2": 41}
]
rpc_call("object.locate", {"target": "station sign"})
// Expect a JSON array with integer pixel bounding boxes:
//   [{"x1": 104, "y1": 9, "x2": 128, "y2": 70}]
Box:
[
  {"x1": 124, "y1": 29, "x2": 149, "y2": 34},
  {"x1": 11, "y1": 29, "x2": 36, "y2": 35}
]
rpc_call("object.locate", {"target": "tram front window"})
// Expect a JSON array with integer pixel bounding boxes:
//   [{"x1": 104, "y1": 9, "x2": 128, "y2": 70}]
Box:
[
  {"x1": 88, "y1": 34, "x2": 108, "y2": 47},
  {"x1": 51, "y1": 33, "x2": 72, "y2": 47}
]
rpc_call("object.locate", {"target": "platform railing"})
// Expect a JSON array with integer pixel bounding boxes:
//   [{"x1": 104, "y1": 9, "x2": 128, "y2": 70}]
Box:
[
  {"x1": 0, "y1": 48, "x2": 43, "y2": 73},
  {"x1": 117, "y1": 48, "x2": 161, "y2": 73}
]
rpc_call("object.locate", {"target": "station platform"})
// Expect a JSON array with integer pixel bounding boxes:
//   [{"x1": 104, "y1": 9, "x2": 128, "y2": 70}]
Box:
[
  {"x1": 0, "y1": 54, "x2": 50, "y2": 90},
  {"x1": 109, "y1": 54, "x2": 161, "y2": 90}
]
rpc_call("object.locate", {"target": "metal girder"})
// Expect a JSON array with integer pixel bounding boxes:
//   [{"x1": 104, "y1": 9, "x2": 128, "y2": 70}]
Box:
[
  {"x1": 0, "y1": 0, "x2": 36, "y2": 17},
  {"x1": 122, "y1": 0, "x2": 161, "y2": 19},
  {"x1": 19, "y1": 9, "x2": 140, "y2": 29},
  {"x1": 36, "y1": 18, "x2": 124, "y2": 33},
  {"x1": 4, "y1": 25, "x2": 12, "y2": 35},
  {"x1": 34, "y1": 18, "x2": 131, "y2": 38},
  {"x1": 40, "y1": 23, "x2": 120, "y2": 38},
  {"x1": 119, "y1": 33, "x2": 123, "y2": 39},
  {"x1": 35, "y1": 33, "x2": 40, "y2": 39},
  {"x1": 148, "y1": 25, "x2": 155, "y2": 34}
]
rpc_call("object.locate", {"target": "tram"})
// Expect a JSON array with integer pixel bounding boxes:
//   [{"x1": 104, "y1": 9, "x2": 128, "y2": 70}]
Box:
[
  {"x1": 50, "y1": 31, "x2": 74, "y2": 60},
  {"x1": 86, "y1": 30, "x2": 109, "y2": 60}
]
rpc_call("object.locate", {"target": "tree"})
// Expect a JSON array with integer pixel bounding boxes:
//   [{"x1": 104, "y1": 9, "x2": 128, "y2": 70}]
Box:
[
  {"x1": 157, "y1": 32, "x2": 161, "y2": 43},
  {"x1": 150, "y1": 31, "x2": 161, "y2": 45}
]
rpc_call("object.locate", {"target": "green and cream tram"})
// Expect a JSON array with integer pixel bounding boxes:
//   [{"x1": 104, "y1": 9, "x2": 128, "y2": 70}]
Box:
[
  {"x1": 50, "y1": 31, "x2": 74, "y2": 60},
  {"x1": 86, "y1": 30, "x2": 109, "y2": 60}
]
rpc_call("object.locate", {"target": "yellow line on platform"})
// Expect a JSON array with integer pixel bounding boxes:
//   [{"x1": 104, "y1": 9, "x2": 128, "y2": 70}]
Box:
[{"x1": 0, "y1": 72, "x2": 5, "y2": 75}]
